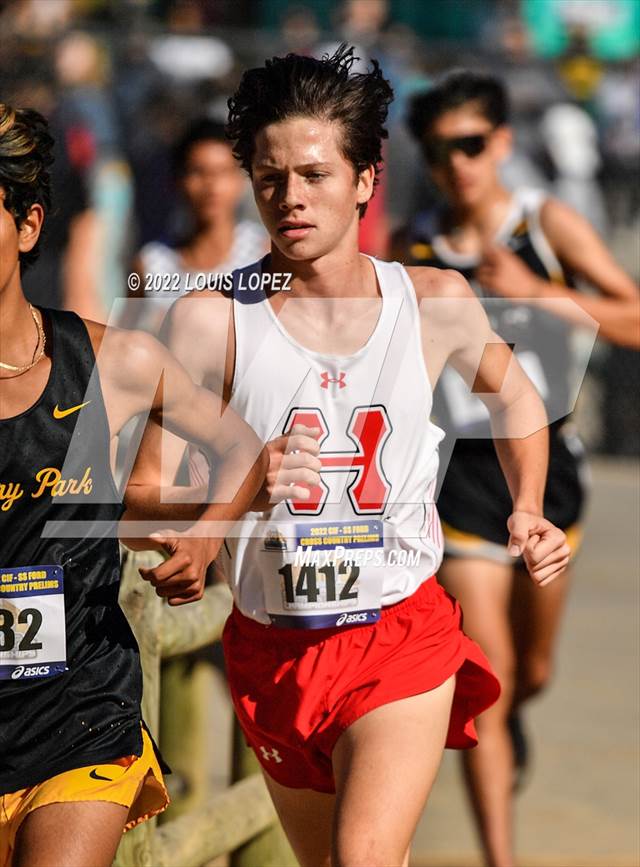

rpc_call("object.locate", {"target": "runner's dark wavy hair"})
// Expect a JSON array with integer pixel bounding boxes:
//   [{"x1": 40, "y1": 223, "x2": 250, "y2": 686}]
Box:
[
  {"x1": 0, "y1": 103, "x2": 54, "y2": 268},
  {"x1": 408, "y1": 70, "x2": 510, "y2": 144},
  {"x1": 173, "y1": 117, "x2": 229, "y2": 177},
  {"x1": 226, "y1": 44, "x2": 393, "y2": 217}
]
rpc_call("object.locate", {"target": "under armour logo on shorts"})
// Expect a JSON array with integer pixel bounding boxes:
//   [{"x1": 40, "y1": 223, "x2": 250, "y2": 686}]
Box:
[{"x1": 259, "y1": 745, "x2": 283, "y2": 763}]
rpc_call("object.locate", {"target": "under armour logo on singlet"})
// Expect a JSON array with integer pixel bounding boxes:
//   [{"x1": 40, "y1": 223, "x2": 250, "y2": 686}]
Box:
[
  {"x1": 320, "y1": 371, "x2": 347, "y2": 389},
  {"x1": 259, "y1": 746, "x2": 283, "y2": 763}
]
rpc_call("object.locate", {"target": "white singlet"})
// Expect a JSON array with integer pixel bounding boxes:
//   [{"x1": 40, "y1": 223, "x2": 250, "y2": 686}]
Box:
[{"x1": 203, "y1": 256, "x2": 445, "y2": 628}]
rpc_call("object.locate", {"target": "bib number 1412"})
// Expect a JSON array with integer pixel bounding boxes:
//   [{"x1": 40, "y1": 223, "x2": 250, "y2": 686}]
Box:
[{"x1": 278, "y1": 563, "x2": 359, "y2": 606}]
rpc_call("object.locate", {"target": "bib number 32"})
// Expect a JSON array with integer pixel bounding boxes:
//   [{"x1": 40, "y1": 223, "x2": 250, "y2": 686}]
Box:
[
  {"x1": 0, "y1": 607, "x2": 43, "y2": 652},
  {"x1": 0, "y1": 565, "x2": 67, "y2": 681}
]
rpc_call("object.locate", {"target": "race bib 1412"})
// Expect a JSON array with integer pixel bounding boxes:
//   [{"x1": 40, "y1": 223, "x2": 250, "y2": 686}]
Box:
[{"x1": 264, "y1": 520, "x2": 385, "y2": 629}]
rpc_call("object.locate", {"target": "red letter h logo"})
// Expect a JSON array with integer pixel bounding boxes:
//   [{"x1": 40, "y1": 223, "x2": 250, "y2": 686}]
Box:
[{"x1": 283, "y1": 406, "x2": 392, "y2": 515}]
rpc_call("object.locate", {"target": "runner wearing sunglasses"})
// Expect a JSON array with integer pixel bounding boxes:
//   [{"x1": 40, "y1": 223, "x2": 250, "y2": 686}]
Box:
[
  {"x1": 393, "y1": 70, "x2": 639, "y2": 867},
  {"x1": 422, "y1": 131, "x2": 490, "y2": 166}
]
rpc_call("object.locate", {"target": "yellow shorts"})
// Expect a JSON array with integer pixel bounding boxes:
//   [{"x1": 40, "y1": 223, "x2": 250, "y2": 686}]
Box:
[
  {"x1": 442, "y1": 522, "x2": 583, "y2": 565},
  {"x1": 0, "y1": 725, "x2": 168, "y2": 867}
]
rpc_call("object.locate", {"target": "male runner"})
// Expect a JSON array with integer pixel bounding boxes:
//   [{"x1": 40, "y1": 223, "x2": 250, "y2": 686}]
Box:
[
  {"x1": 126, "y1": 47, "x2": 570, "y2": 867},
  {"x1": 0, "y1": 103, "x2": 266, "y2": 867},
  {"x1": 396, "y1": 71, "x2": 639, "y2": 867}
]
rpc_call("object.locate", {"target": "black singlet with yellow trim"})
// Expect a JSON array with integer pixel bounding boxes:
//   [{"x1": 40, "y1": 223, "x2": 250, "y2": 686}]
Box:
[
  {"x1": 0, "y1": 309, "x2": 143, "y2": 795},
  {"x1": 408, "y1": 188, "x2": 586, "y2": 545}
]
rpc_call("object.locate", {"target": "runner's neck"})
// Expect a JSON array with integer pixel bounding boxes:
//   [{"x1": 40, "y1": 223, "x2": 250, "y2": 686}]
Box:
[
  {"x1": 267, "y1": 247, "x2": 378, "y2": 302},
  {"x1": 444, "y1": 187, "x2": 514, "y2": 253},
  {"x1": 180, "y1": 218, "x2": 236, "y2": 270},
  {"x1": 0, "y1": 287, "x2": 41, "y2": 364}
]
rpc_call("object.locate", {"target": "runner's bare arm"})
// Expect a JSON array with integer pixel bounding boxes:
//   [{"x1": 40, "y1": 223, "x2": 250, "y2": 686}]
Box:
[
  {"x1": 88, "y1": 321, "x2": 267, "y2": 601},
  {"x1": 476, "y1": 198, "x2": 639, "y2": 348},
  {"x1": 409, "y1": 267, "x2": 569, "y2": 584},
  {"x1": 118, "y1": 293, "x2": 235, "y2": 524},
  {"x1": 123, "y1": 292, "x2": 321, "y2": 517}
]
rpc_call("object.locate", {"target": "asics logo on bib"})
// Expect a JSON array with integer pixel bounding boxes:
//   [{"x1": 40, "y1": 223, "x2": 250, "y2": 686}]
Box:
[
  {"x1": 259, "y1": 746, "x2": 283, "y2": 764},
  {"x1": 11, "y1": 664, "x2": 50, "y2": 679},
  {"x1": 336, "y1": 612, "x2": 369, "y2": 626},
  {"x1": 284, "y1": 406, "x2": 392, "y2": 515}
]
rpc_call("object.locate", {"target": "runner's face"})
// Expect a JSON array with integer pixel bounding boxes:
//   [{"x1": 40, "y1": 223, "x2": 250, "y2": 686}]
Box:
[
  {"x1": 180, "y1": 140, "x2": 244, "y2": 225},
  {"x1": 251, "y1": 117, "x2": 373, "y2": 261},
  {"x1": 425, "y1": 106, "x2": 511, "y2": 209}
]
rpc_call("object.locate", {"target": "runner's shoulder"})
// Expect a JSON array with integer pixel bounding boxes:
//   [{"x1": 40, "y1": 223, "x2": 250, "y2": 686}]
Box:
[
  {"x1": 168, "y1": 282, "x2": 232, "y2": 333},
  {"x1": 402, "y1": 266, "x2": 484, "y2": 346},
  {"x1": 83, "y1": 317, "x2": 107, "y2": 356},
  {"x1": 83, "y1": 318, "x2": 152, "y2": 359},
  {"x1": 538, "y1": 195, "x2": 585, "y2": 246},
  {"x1": 82, "y1": 319, "x2": 167, "y2": 392},
  {"x1": 538, "y1": 195, "x2": 609, "y2": 263},
  {"x1": 406, "y1": 265, "x2": 476, "y2": 309},
  {"x1": 164, "y1": 285, "x2": 234, "y2": 384}
]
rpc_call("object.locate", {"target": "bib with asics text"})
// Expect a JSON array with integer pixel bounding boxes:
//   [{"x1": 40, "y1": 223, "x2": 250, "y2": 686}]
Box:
[
  {"x1": 0, "y1": 565, "x2": 67, "y2": 681},
  {"x1": 263, "y1": 519, "x2": 384, "y2": 628}
]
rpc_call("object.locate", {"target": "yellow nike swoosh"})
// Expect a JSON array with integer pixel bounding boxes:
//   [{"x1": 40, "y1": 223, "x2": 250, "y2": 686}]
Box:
[{"x1": 53, "y1": 400, "x2": 91, "y2": 419}]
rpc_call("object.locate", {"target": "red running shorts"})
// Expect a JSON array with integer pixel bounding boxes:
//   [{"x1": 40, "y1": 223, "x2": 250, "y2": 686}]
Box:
[{"x1": 223, "y1": 576, "x2": 500, "y2": 793}]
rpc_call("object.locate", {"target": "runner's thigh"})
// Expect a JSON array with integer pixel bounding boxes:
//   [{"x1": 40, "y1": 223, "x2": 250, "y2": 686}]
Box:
[
  {"x1": 511, "y1": 564, "x2": 572, "y2": 691},
  {"x1": 262, "y1": 772, "x2": 335, "y2": 867},
  {"x1": 331, "y1": 677, "x2": 456, "y2": 867},
  {"x1": 14, "y1": 800, "x2": 129, "y2": 867},
  {"x1": 439, "y1": 557, "x2": 515, "y2": 692}
]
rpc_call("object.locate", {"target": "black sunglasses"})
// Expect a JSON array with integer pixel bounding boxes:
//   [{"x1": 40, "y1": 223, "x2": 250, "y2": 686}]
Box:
[{"x1": 423, "y1": 133, "x2": 491, "y2": 166}]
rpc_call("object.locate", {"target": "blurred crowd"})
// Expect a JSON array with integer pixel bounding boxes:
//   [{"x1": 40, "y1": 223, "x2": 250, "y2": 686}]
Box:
[{"x1": 1, "y1": 0, "x2": 638, "y2": 453}]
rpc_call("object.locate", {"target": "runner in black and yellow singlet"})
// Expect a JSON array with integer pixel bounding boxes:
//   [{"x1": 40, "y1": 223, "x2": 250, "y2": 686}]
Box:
[
  {"x1": 0, "y1": 103, "x2": 267, "y2": 867},
  {"x1": 408, "y1": 188, "x2": 586, "y2": 554},
  {"x1": 0, "y1": 307, "x2": 170, "y2": 860},
  {"x1": 395, "y1": 71, "x2": 639, "y2": 867}
]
